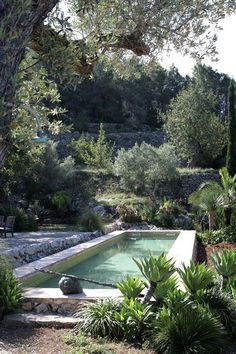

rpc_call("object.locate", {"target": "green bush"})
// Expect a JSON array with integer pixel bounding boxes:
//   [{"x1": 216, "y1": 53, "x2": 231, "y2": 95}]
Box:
[
  {"x1": 75, "y1": 299, "x2": 122, "y2": 338},
  {"x1": 116, "y1": 275, "x2": 145, "y2": 299},
  {"x1": 178, "y1": 261, "x2": 215, "y2": 295},
  {"x1": 71, "y1": 123, "x2": 114, "y2": 170},
  {"x1": 196, "y1": 288, "x2": 236, "y2": 338},
  {"x1": 0, "y1": 257, "x2": 22, "y2": 317},
  {"x1": 114, "y1": 298, "x2": 154, "y2": 341},
  {"x1": 152, "y1": 305, "x2": 226, "y2": 353},
  {"x1": 51, "y1": 190, "x2": 71, "y2": 214},
  {"x1": 198, "y1": 225, "x2": 236, "y2": 245},
  {"x1": 80, "y1": 210, "x2": 104, "y2": 231},
  {"x1": 114, "y1": 142, "x2": 178, "y2": 195},
  {"x1": 0, "y1": 205, "x2": 38, "y2": 232},
  {"x1": 211, "y1": 249, "x2": 236, "y2": 289}
]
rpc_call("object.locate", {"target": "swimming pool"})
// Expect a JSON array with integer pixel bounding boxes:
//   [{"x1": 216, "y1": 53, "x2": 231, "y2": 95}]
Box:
[
  {"x1": 35, "y1": 232, "x2": 176, "y2": 288},
  {"x1": 23, "y1": 231, "x2": 177, "y2": 289}
]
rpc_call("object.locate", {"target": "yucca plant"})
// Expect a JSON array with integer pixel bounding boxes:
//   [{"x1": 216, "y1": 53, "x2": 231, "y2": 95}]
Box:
[
  {"x1": 211, "y1": 249, "x2": 236, "y2": 289},
  {"x1": 178, "y1": 261, "x2": 215, "y2": 295},
  {"x1": 74, "y1": 298, "x2": 122, "y2": 338},
  {"x1": 116, "y1": 275, "x2": 145, "y2": 299},
  {"x1": 133, "y1": 254, "x2": 175, "y2": 304},
  {"x1": 114, "y1": 298, "x2": 154, "y2": 341},
  {"x1": 196, "y1": 288, "x2": 236, "y2": 337},
  {"x1": 153, "y1": 305, "x2": 226, "y2": 354}
]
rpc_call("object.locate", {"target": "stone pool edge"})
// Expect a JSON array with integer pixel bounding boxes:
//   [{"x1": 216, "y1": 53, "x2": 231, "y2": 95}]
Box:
[{"x1": 14, "y1": 229, "x2": 196, "y2": 313}]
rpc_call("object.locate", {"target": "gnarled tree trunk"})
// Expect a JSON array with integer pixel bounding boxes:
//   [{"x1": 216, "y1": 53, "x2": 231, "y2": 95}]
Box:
[{"x1": 0, "y1": 0, "x2": 59, "y2": 167}]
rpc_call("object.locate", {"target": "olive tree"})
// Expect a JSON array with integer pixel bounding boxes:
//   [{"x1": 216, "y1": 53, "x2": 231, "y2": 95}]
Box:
[
  {"x1": 0, "y1": 0, "x2": 235, "y2": 165},
  {"x1": 165, "y1": 85, "x2": 226, "y2": 167}
]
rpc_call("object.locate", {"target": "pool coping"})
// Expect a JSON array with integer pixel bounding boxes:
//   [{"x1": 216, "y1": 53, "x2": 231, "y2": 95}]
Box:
[{"x1": 15, "y1": 229, "x2": 196, "y2": 301}]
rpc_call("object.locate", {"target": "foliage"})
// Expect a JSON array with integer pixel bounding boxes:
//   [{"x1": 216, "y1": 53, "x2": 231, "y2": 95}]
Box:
[
  {"x1": 79, "y1": 210, "x2": 104, "y2": 232},
  {"x1": 116, "y1": 276, "x2": 145, "y2": 299},
  {"x1": 198, "y1": 224, "x2": 236, "y2": 245},
  {"x1": 75, "y1": 299, "x2": 122, "y2": 338},
  {"x1": 51, "y1": 191, "x2": 71, "y2": 214},
  {"x1": 0, "y1": 257, "x2": 22, "y2": 315},
  {"x1": 117, "y1": 204, "x2": 141, "y2": 223},
  {"x1": 114, "y1": 143, "x2": 178, "y2": 195},
  {"x1": 0, "y1": 205, "x2": 37, "y2": 232},
  {"x1": 196, "y1": 288, "x2": 236, "y2": 337},
  {"x1": 211, "y1": 249, "x2": 236, "y2": 289},
  {"x1": 133, "y1": 254, "x2": 175, "y2": 303},
  {"x1": 178, "y1": 262, "x2": 215, "y2": 295},
  {"x1": 152, "y1": 305, "x2": 226, "y2": 354},
  {"x1": 71, "y1": 123, "x2": 113, "y2": 170},
  {"x1": 114, "y1": 298, "x2": 154, "y2": 341},
  {"x1": 165, "y1": 84, "x2": 226, "y2": 167},
  {"x1": 153, "y1": 276, "x2": 178, "y2": 304},
  {"x1": 155, "y1": 199, "x2": 187, "y2": 228},
  {"x1": 226, "y1": 81, "x2": 236, "y2": 177}
]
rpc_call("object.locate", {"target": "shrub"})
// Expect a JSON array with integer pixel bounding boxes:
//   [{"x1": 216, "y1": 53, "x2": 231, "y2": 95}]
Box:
[
  {"x1": 80, "y1": 210, "x2": 104, "y2": 231},
  {"x1": 117, "y1": 204, "x2": 141, "y2": 223},
  {"x1": 0, "y1": 257, "x2": 22, "y2": 317},
  {"x1": 0, "y1": 205, "x2": 38, "y2": 231},
  {"x1": 71, "y1": 123, "x2": 114, "y2": 170},
  {"x1": 116, "y1": 275, "x2": 145, "y2": 299},
  {"x1": 152, "y1": 305, "x2": 226, "y2": 353},
  {"x1": 196, "y1": 288, "x2": 236, "y2": 337},
  {"x1": 51, "y1": 191, "x2": 71, "y2": 214},
  {"x1": 198, "y1": 225, "x2": 236, "y2": 245},
  {"x1": 75, "y1": 299, "x2": 122, "y2": 338},
  {"x1": 114, "y1": 298, "x2": 154, "y2": 341},
  {"x1": 178, "y1": 261, "x2": 215, "y2": 295},
  {"x1": 211, "y1": 249, "x2": 236, "y2": 289},
  {"x1": 114, "y1": 142, "x2": 178, "y2": 195}
]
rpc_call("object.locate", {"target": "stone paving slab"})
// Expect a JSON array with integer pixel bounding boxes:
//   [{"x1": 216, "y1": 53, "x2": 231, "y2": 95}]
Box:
[{"x1": 3, "y1": 313, "x2": 78, "y2": 328}]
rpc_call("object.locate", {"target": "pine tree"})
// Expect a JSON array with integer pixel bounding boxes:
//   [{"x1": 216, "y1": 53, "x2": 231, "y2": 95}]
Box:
[{"x1": 226, "y1": 81, "x2": 236, "y2": 176}]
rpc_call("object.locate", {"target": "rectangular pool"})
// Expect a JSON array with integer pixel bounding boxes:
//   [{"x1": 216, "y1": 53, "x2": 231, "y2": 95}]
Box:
[{"x1": 31, "y1": 232, "x2": 177, "y2": 289}]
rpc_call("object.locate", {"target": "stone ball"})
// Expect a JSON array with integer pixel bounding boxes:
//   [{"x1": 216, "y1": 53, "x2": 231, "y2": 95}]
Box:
[{"x1": 58, "y1": 276, "x2": 83, "y2": 295}]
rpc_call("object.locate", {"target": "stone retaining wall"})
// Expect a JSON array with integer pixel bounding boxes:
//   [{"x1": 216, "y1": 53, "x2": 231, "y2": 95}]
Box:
[{"x1": 3, "y1": 231, "x2": 102, "y2": 267}]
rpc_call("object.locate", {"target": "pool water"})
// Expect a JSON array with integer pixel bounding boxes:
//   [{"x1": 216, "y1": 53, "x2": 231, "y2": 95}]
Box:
[{"x1": 36, "y1": 233, "x2": 176, "y2": 289}]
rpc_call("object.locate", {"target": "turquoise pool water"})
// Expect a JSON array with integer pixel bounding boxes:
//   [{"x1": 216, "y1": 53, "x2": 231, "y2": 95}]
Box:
[{"x1": 35, "y1": 232, "x2": 176, "y2": 289}]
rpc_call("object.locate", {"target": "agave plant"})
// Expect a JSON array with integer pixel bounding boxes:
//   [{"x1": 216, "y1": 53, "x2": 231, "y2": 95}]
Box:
[
  {"x1": 153, "y1": 275, "x2": 178, "y2": 305},
  {"x1": 133, "y1": 254, "x2": 175, "y2": 304},
  {"x1": 116, "y1": 275, "x2": 145, "y2": 299},
  {"x1": 211, "y1": 249, "x2": 236, "y2": 289},
  {"x1": 178, "y1": 261, "x2": 215, "y2": 295}
]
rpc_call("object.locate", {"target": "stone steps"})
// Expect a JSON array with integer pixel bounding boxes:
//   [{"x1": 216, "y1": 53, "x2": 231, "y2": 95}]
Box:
[{"x1": 2, "y1": 312, "x2": 78, "y2": 328}]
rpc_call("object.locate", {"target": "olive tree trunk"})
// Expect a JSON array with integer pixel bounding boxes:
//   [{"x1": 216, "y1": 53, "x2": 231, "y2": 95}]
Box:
[{"x1": 0, "y1": 0, "x2": 59, "y2": 167}]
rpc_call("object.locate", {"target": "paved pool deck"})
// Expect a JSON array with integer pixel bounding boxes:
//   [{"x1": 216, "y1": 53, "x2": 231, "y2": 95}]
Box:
[{"x1": 0, "y1": 230, "x2": 86, "y2": 253}]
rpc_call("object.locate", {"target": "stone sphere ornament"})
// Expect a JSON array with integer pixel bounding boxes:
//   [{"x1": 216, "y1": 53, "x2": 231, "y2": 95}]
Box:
[{"x1": 58, "y1": 276, "x2": 83, "y2": 295}]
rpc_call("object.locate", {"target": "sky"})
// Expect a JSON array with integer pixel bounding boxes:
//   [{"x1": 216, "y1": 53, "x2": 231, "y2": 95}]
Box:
[
  {"x1": 160, "y1": 14, "x2": 236, "y2": 79},
  {"x1": 60, "y1": 2, "x2": 236, "y2": 79}
]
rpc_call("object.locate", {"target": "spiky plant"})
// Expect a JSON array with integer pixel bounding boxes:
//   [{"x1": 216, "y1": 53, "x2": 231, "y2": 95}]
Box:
[
  {"x1": 153, "y1": 276, "x2": 178, "y2": 305},
  {"x1": 152, "y1": 305, "x2": 226, "y2": 354},
  {"x1": 178, "y1": 261, "x2": 215, "y2": 295},
  {"x1": 74, "y1": 298, "x2": 122, "y2": 338},
  {"x1": 196, "y1": 288, "x2": 236, "y2": 337},
  {"x1": 116, "y1": 275, "x2": 145, "y2": 299},
  {"x1": 133, "y1": 254, "x2": 175, "y2": 304},
  {"x1": 211, "y1": 249, "x2": 236, "y2": 289}
]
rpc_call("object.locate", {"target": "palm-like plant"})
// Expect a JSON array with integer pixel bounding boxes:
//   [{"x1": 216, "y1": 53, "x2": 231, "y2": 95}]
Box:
[
  {"x1": 189, "y1": 167, "x2": 236, "y2": 228},
  {"x1": 189, "y1": 181, "x2": 221, "y2": 229},
  {"x1": 216, "y1": 167, "x2": 236, "y2": 226},
  {"x1": 178, "y1": 261, "x2": 215, "y2": 295},
  {"x1": 211, "y1": 249, "x2": 236, "y2": 289},
  {"x1": 133, "y1": 254, "x2": 175, "y2": 304}
]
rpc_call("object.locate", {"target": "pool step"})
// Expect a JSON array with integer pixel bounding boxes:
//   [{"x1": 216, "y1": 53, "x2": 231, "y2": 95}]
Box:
[{"x1": 2, "y1": 312, "x2": 78, "y2": 328}]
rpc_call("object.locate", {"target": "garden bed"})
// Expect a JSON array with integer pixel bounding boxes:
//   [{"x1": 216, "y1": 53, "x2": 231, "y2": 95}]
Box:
[{"x1": 197, "y1": 241, "x2": 236, "y2": 265}]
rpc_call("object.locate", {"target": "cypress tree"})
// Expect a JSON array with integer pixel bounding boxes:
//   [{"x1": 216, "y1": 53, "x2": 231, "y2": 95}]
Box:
[{"x1": 226, "y1": 81, "x2": 236, "y2": 176}]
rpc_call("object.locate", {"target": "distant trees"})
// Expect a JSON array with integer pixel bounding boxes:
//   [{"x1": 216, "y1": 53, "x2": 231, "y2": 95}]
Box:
[
  {"x1": 226, "y1": 81, "x2": 236, "y2": 176},
  {"x1": 165, "y1": 84, "x2": 226, "y2": 167}
]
